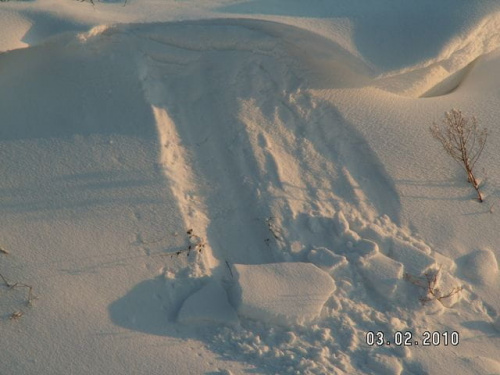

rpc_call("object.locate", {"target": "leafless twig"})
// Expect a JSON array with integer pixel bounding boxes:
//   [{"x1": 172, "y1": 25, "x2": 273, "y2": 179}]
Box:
[
  {"x1": 9, "y1": 311, "x2": 23, "y2": 321},
  {"x1": 0, "y1": 273, "x2": 35, "y2": 306},
  {"x1": 156, "y1": 229, "x2": 206, "y2": 258},
  {"x1": 404, "y1": 268, "x2": 462, "y2": 305},
  {"x1": 430, "y1": 109, "x2": 488, "y2": 202},
  {"x1": 225, "y1": 260, "x2": 234, "y2": 279},
  {"x1": 266, "y1": 217, "x2": 283, "y2": 243}
]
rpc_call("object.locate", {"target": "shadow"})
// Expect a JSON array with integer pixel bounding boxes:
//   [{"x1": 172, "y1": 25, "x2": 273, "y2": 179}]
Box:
[
  {"x1": 108, "y1": 273, "x2": 269, "y2": 374},
  {"x1": 395, "y1": 176, "x2": 478, "y2": 203},
  {"x1": 421, "y1": 57, "x2": 479, "y2": 98},
  {"x1": 0, "y1": 168, "x2": 168, "y2": 217},
  {"x1": 463, "y1": 209, "x2": 494, "y2": 216},
  {"x1": 108, "y1": 273, "x2": 207, "y2": 335},
  {"x1": 395, "y1": 179, "x2": 460, "y2": 188},
  {"x1": 0, "y1": 32, "x2": 156, "y2": 141},
  {"x1": 0, "y1": 26, "x2": 186, "y2": 219},
  {"x1": 461, "y1": 320, "x2": 498, "y2": 336},
  {"x1": 216, "y1": 0, "x2": 491, "y2": 72},
  {"x1": 401, "y1": 194, "x2": 471, "y2": 201},
  {"x1": 21, "y1": 12, "x2": 88, "y2": 47},
  {"x1": 309, "y1": 103, "x2": 401, "y2": 222}
]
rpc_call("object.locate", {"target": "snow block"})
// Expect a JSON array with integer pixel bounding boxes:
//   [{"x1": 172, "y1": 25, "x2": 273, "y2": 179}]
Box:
[
  {"x1": 344, "y1": 229, "x2": 361, "y2": 243},
  {"x1": 390, "y1": 238, "x2": 436, "y2": 275},
  {"x1": 231, "y1": 263, "x2": 336, "y2": 324},
  {"x1": 359, "y1": 253, "x2": 404, "y2": 299},
  {"x1": 307, "y1": 247, "x2": 347, "y2": 272},
  {"x1": 460, "y1": 249, "x2": 498, "y2": 285},
  {"x1": 178, "y1": 281, "x2": 239, "y2": 325},
  {"x1": 354, "y1": 239, "x2": 379, "y2": 258}
]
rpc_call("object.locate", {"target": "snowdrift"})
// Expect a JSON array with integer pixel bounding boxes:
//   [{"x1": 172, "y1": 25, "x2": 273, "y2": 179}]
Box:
[{"x1": 0, "y1": 10, "x2": 499, "y2": 375}]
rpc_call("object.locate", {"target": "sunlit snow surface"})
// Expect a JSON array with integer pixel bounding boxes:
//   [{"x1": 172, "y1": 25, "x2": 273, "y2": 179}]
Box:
[{"x1": 0, "y1": 1, "x2": 500, "y2": 374}]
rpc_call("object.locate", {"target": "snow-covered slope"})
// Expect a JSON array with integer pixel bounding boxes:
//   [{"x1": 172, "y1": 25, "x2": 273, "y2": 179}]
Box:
[{"x1": 1, "y1": 1, "x2": 500, "y2": 374}]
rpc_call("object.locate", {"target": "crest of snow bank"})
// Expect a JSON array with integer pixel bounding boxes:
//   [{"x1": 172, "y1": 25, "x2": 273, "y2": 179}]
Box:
[
  {"x1": 373, "y1": 12, "x2": 500, "y2": 97},
  {"x1": 77, "y1": 24, "x2": 113, "y2": 43},
  {"x1": 0, "y1": 11, "x2": 31, "y2": 52}
]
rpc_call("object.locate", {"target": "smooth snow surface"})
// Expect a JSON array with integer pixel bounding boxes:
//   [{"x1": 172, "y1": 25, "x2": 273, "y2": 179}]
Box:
[{"x1": 1, "y1": 1, "x2": 500, "y2": 374}]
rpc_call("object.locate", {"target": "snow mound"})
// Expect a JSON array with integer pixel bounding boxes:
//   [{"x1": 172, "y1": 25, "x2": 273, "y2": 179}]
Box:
[
  {"x1": 231, "y1": 263, "x2": 335, "y2": 324},
  {"x1": 178, "y1": 281, "x2": 239, "y2": 325},
  {"x1": 459, "y1": 249, "x2": 498, "y2": 285}
]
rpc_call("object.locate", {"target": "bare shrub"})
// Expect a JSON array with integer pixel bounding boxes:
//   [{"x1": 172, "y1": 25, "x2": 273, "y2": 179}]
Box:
[
  {"x1": 404, "y1": 269, "x2": 462, "y2": 305},
  {"x1": 430, "y1": 109, "x2": 488, "y2": 202}
]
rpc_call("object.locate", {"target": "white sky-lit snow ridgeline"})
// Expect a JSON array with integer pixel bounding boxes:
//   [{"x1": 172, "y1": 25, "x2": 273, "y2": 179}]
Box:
[{"x1": 0, "y1": 2, "x2": 500, "y2": 375}]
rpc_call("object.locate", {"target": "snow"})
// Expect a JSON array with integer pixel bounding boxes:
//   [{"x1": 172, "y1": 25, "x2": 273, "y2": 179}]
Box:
[
  {"x1": 458, "y1": 248, "x2": 499, "y2": 285},
  {"x1": 1, "y1": 0, "x2": 500, "y2": 374},
  {"x1": 359, "y1": 253, "x2": 404, "y2": 299},
  {"x1": 307, "y1": 247, "x2": 347, "y2": 271},
  {"x1": 389, "y1": 237, "x2": 436, "y2": 275},
  {"x1": 365, "y1": 354, "x2": 403, "y2": 375},
  {"x1": 353, "y1": 238, "x2": 379, "y2": 258},
  {"x1": 177, "y1": 280, "x2": 238, "y2": 325},
  {"x1": 230, "y1": 263, "x2": 336, "y2": 324}
]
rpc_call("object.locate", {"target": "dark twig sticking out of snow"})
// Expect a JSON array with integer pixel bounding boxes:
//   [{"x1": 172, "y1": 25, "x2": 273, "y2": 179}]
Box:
[
  {"x1": 265, "y1": 217, "x2": 284, "y2": 244},
  {"x1": 0, "y1": 271, "x2": 35, "y2": 321},
  {"x1": 430, "y1": 109, "x2": 488, "y2": 202},
  {"x1": 159, "y1": 229, "x2": 206, "y2": 259},
  {"x1": 225, "y1": 260, "x2": 234, "y2": 279}
]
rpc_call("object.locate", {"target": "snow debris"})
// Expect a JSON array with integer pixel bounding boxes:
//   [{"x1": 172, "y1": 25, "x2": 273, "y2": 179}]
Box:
[
  {"x1": 389, "y1": 237, "x2": 436, "y2": 275},
  {"x1": 354, "y1": 239, "x2": 379, "y2": 258},
  {"x1": 359, "y1": 253, "x2": 404, "y2": 299},
  {"x1": 307, "y1": 247, "x2": 348, "y2": 272}
]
